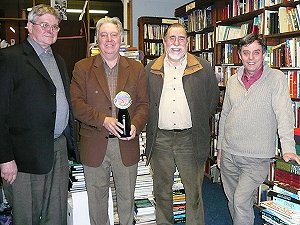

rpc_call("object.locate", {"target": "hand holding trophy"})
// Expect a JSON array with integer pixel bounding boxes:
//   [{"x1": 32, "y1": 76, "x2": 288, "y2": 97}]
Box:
[{"x1": 114, "y1": 91, "x2": 132, "y2": 137}]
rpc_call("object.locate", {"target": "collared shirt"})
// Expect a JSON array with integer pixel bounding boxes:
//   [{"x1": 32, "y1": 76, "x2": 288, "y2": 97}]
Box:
[
  {"x1": 241, "y1": 65, "x2": 263, "y2": 90},
  {"x1": 158, "y1": 55, "x2": 192, "y2": 130},
  {"x1": 103, "y1": 56, "x2": 119, "y2": 118},
  {"x1": 27, "y1": 36, "x2": 69, "y2": 139}
]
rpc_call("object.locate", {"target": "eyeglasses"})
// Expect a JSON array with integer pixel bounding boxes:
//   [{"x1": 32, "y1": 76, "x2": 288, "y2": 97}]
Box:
[
  {"x1": 31, "y1": 22, "x2": 60, "y2": 32},
  {"x1": 99, "y1": 32, "x2": 120, "y2": 40},
  {"x1": 167, "y1": 35, "x2": 187, "y2": 43}
]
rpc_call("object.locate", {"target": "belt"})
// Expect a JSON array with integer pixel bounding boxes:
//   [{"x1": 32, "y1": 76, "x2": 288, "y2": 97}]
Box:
[
  {"x1": 108, "y1": 134, "x2": 117, "y2": 138},
  {"x1": 165, "y1": 128, "x2": 191, "y2": 132}
]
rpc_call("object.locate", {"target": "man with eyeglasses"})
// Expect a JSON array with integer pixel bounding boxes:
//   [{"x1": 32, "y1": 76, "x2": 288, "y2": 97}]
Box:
[
  {"x1": 70, "y1": 17, "x2": 149, "y2": 225},
  {"x1": 0, "y1": 4, "x2": 79, "y2": 225},
  {"x1": 145, "y1": 23, "x2": 219, "y2": 225}
]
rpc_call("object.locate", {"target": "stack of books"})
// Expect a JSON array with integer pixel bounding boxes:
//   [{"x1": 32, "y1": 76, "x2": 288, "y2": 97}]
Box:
[
  {"x1": 134, "y1": 198, "x2": 156, "y2": 224},
  {"x1": 260, "y1": 159, "x2": 300, "y2": 225},
  {"x1": 173, "y1": 169, "x2": 186, "y2": 224},
  {"x1": 133, "y1": 132, "x2": 156, "y2": 224},
  {"x1": 68, "y1": 161, "x2": 86, "y2": 193}
]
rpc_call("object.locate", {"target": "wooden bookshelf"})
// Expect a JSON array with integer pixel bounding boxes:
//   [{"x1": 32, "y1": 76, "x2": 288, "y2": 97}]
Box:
[
  {"x1": 137, "y1": 16, "x2": 178, "y2": 66},
  {"x1": 174, "y1": 0, "x2": 300, "y2": 180}
]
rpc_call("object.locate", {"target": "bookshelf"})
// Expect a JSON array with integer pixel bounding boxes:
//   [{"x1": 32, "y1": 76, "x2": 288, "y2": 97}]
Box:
[
  {"x1": 174, "y1": 0, "x2": 300, "y2": 180},
  {"x1": 175, "y1": 0, "x2": 216, "y2": 66},
  {"x1": 137, "y1": 16, "x2": 179, "y2": 66}
]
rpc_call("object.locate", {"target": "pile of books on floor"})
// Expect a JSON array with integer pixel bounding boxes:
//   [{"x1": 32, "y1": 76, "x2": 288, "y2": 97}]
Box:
[
  {"x1": 260, "y1": 159, "x2": 300, "y2": 225},
  {"x1": 134, "y1": 132, "x2": 156, "y2": 224},
  {"x1": 134, "y1": 198, "x2": 156, "y2": 225},
  {"x1": 68, "y1": 161, "x2": 86, "y2": 193},
  {"x1": 173, "y1": 168, "x2": 186, "y2": 224}
]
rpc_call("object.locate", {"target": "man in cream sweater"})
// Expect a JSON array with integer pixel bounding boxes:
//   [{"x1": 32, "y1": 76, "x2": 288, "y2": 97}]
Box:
[{"x1": 217, "y1": 33, "x2": 300, "y2": 225}]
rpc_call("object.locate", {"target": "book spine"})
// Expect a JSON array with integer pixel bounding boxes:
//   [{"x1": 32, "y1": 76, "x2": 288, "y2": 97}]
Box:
[
  {"x1": 260, "y1": 200, "x2": 298, "y2": 220},
  {"x1": 273, "y1": 183, "x2": 300, "y2": 199},
  {"x1": 273, "y1": 197, "x2": 300, "y2": 212},
  {"x1": 261, "y1": 210, "x2": 289, "y2": 225},
  {"x1": 268, "y1": 190, "x2": 300, "y2": 204},
  {"x1": 275, "y1": 160, "x2": 300, "y2": 176}
]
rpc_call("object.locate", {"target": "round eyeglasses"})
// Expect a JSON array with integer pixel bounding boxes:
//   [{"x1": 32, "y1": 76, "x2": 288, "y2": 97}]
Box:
[{"x1": 31, "y1": 22, "x2": 60, "y2": 32}]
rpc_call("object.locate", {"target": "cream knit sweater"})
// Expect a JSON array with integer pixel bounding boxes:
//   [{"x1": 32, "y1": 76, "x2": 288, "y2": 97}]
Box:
[{"x1": 217, "y1": 65, "x2": 296, "y2": 158}]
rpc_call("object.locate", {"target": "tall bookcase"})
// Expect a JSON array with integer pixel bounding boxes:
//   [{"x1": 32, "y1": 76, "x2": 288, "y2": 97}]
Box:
[
  {"x1": 137, "y1": 16, "x2": 178, "y2": 66},
  {"x1": 175, "y1": 0, "x2": 216, "y2": 66},
  {"x1": 175, "y1": 0, "x2": 300, "y2": 179}
]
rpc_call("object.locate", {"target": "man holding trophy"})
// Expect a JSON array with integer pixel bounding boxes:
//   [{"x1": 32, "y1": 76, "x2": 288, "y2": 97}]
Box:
[{"x1": 70, "y1": 17, "x2": 149, "y2": 225}]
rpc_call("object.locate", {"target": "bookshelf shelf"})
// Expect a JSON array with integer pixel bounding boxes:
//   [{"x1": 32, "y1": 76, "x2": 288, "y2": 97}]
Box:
[
  {"x1": 0, "y1": 17, "x2": 27, "y2": 21},
  {"x1": 216, "y1": 9, "x2": 264, "y2": 26}
]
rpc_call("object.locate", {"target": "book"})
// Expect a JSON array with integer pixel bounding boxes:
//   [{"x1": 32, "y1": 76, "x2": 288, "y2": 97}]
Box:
[
  {"x1": 134, "y1": 198, "x2": 155, "y2": 215},
  {"x1": 275, "y1": 168, "x2": 300, "y2": 189},
  {"x1": 275, "y1": 159, "x2": 300, "y2": 176},
  {"x1": 260, "y1": 200, "x2": 300, "y2": 223},
  {"x1": 273, "y1": 182, "x2": 300, "y2": 200},
  {"x1": 268, "y1": 190, "x2": 300, "y2": 212},
  {"x1": 261, "y1": 208, "x2": 297, "y2": 225}
]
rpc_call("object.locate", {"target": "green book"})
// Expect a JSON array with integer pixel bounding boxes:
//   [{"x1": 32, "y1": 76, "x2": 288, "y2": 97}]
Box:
[{"x1": 275, "y1": 159, "x2": 300, "y2": 176}]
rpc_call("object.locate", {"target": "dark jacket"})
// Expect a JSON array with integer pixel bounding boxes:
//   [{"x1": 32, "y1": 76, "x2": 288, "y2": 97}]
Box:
[
  {"x1": 0, "y1": 40, "x2": 79, "y2": 174},
  {"x1": 145, "y1": 53, "x2": 219, "y2": 164}
]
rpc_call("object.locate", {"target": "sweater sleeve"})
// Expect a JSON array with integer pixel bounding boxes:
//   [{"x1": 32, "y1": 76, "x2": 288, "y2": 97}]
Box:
[{"x1": 272, "y1": 70, "x2": 296, "y2": 155}]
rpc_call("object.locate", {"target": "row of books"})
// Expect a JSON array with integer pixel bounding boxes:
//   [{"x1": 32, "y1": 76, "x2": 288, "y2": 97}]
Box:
[
  {"x1": 259, "y1": 159, "x2": 300, "y2": 225},
  {"x1": 220, "y1": 43, "x2": 241, "y2": 65},
  {"x1": 283, "y1": 70, "x2": 300, "y2": 99},
  {"x1": 143, "y1": 24, "x2": 169, "y2": 40},
  {"x1": 143, "y1": 42, "x2": 164, "y2": 57},
  {"x1": 215, "y1": 65, "x2": 240, "y2": 87},
  {"x1": 187, "y1": 32, "x2": 214, "y2": 52},
  {"x1": 197, "y1": 52, "x2": 214, "y2": 67},
  {"x1": 219, "y1": 0, "x2": 295, "y2": 20},
  {"x1": 268, "y1": 38, "x2": 300, "y2": 68},
  {"x1": 216, "y1": 14, "x2": 262, "y2": 42},
  {"x1": 277, "y1": 6, "x2": 300, "y2": 33},
  {"x1": 184, "y1": 6, "x2": 213, "y2": 32}
]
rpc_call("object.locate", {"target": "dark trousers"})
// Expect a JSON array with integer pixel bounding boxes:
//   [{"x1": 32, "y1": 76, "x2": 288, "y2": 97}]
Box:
[
  {"x1": 3, "y1": 135, "x2": 69, "y2": 225},
  {"x1": 150, "y1": 129, "x2": 205, "y2": 225}
]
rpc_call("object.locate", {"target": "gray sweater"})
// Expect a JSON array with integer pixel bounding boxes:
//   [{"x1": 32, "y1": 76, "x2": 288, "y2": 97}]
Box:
[{"x1": 217, "y1": 65, "x2": 296, "y2": 158}]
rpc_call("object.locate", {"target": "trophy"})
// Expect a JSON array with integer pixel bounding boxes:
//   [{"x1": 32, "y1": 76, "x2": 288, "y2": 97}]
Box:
[{"x1": 114, "y1": 91, "x2": 132, "y2": 137}]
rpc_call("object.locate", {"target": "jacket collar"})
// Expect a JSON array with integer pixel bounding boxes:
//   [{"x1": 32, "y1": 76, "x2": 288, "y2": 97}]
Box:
[{"x1": 150, "y1": 53, "x2": 203, "y2": 77}]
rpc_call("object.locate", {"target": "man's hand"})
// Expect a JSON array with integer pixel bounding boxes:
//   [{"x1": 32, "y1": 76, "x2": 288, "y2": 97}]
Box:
[
  {"x1": 119, "y1": 125, "x2": 137, "y2": 141},
  {"x1": 0, "y1": 160, "x2": 18, "y2": 184},
  {"x1": 103, "y1": 116, "x2": 123, "y2": 138},
  {"x1": 216, "y1": 149, "x2": 221, "y2": 168},
  {"x1": 282, "y1": 152, "x2": 300, "y2": 164}
]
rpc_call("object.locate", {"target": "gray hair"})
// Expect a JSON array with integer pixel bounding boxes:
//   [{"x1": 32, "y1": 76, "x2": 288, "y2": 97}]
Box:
[
  {"x1": 96, "y1": 16, "x2": 124, "y2": 38},
  {"x1": 28, "y1": 4, "x2": 61, "y2": 24}
]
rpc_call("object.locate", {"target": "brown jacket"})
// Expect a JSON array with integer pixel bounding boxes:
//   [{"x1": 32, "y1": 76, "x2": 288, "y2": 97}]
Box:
[{"x1": 70, "y1": 55, "x2": 149, "y2": 167}]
